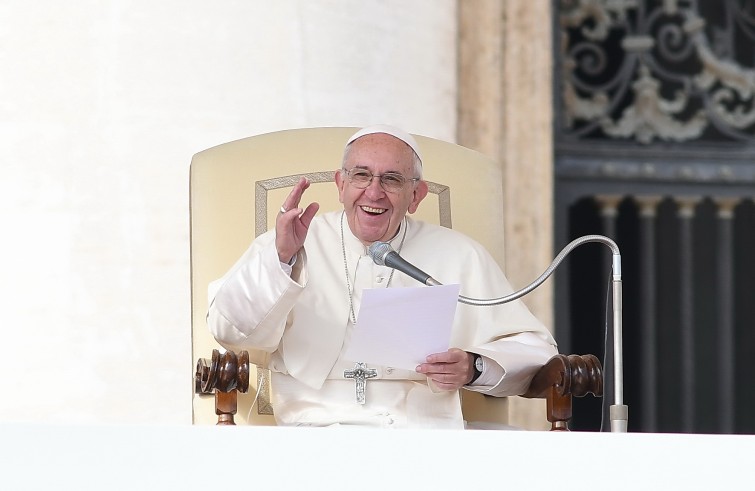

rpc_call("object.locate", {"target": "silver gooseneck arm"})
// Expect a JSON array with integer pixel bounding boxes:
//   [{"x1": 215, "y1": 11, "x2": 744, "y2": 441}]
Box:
[{"x1": 439, "y1": 234, "x2": 628, "y2": 433}]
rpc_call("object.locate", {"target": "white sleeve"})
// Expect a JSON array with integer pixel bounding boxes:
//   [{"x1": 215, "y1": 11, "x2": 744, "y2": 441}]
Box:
[
  {"x1": 465, "y1": 330, "x2": 558, "y2": 397},
  {"x1": 207, "y1": 239, "x2": 307, "y2": 353}
]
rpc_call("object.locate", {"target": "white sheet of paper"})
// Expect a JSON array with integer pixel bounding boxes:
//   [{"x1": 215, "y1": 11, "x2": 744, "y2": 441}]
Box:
[{"x1": 343, "y1": 284, "x2": 461, "y2": 370}]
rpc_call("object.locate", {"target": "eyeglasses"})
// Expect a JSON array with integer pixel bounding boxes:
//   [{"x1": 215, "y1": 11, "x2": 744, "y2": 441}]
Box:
[{"x1": 342, "y1": 167, "x2": 420, "y2": 193}]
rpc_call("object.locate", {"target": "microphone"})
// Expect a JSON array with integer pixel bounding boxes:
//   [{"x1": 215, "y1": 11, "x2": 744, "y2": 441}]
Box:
[{"x1": 367, "y1": 241, "x2": 442, "y2": 286}]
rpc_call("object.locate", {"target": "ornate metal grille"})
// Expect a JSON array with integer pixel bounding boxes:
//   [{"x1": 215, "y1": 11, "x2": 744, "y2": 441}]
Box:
[
  {"x1": 554, "y1": 0, "x2": 755, "y2": 434},
  {"x1": 560, "y1": 0, "x2": 755, "y2": 145}
]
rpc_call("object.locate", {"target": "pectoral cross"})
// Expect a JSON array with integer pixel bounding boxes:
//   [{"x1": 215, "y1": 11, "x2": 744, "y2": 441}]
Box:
[{"x1": 343, "y1": 362, "x2": 378, "y2": 404}]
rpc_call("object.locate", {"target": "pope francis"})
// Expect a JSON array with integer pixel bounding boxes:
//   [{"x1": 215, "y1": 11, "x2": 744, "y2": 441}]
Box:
[{"x1": 207, "y1": 125, "x2": 557, "y2": 428}]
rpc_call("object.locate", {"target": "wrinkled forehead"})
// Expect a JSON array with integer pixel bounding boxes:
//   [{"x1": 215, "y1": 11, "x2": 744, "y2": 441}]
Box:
[{"x1": 345, "y1": 134, "x2": 416, "y2": 173}]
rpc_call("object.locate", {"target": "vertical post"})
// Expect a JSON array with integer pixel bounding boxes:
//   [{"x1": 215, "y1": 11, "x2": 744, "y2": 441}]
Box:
[
  {"x1": 676, "y1": 197, "x2": 700, "y2": 433},
  {"x1": 715, "y1": 197, "x2": 738, "y2": 433},
  {"x1": 215, "y1": 391, "x2": 238, "y2": 426},
  {"x1": 636, "y1": 195, "x2": 662, "y2": 432},
  {"x1": 595, "y1": 195, "x2": 622, "y2": 430},
  {"x1": 547, "y1": 388, "x2": 572, "y2": 431}
]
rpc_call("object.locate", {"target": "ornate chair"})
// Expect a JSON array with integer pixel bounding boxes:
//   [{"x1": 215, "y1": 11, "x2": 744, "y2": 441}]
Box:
[{"x1": 190, "y1": 127, "x2": 602, "y2": 429}]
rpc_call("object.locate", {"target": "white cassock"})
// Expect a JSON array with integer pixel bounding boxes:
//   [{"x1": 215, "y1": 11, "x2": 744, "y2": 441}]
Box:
[{"x1": 208, "y1": 211, "x2": 557, "y2": 429}]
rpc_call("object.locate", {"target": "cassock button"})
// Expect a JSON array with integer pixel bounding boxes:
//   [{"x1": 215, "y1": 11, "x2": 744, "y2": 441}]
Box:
[
  {"x1": 376, "y1": 276, "x2": 384, "y2": 283},
  {"x1": 385, "y1": 367, "x2": 394, "y2": 374}
]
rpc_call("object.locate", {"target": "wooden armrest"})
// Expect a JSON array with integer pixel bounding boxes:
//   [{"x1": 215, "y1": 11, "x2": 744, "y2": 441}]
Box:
[
  {"x1": 522, "y1": 354, "x2": 603, "y2": 431},
  {"x1": 195, "y1": 349, "x2": 250, "y2": 425}
]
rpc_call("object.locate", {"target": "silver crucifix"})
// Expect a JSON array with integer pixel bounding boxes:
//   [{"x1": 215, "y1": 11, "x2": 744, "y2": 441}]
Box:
[{"x1": 343, "y1": 362, "x2": 378, "y2": 404}]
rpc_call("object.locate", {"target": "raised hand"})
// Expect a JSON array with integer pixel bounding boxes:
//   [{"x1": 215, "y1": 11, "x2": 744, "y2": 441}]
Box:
[{"x1": 275, "y1": 177, "x2": 320, "y2": 263}]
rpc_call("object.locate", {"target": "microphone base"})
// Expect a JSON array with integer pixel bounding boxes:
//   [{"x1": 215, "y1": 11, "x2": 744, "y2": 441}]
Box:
[{"x1": 610, "y1": 404, "x2": 629, "y2": 432}]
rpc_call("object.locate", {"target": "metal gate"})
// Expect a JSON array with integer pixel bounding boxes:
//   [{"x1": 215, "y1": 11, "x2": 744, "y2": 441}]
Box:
[{"x1": 554, "y1": 0, "x2": 755, "y2": 433}]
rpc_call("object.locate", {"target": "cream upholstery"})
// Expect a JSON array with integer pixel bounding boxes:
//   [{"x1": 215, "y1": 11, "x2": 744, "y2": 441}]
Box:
[{"x1": 191, "y1": 127, "x2": 509, "y2": 425}]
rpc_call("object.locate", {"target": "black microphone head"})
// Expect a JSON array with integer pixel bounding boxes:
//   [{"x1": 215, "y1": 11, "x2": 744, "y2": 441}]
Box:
[{"x1": 368, "y1": 241, "x2": 393, "y2": 266}]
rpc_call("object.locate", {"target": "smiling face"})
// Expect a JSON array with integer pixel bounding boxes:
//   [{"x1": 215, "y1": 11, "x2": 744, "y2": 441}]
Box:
[{"x1": 335, "y1": 133, "x2": 428, "y2": 245}]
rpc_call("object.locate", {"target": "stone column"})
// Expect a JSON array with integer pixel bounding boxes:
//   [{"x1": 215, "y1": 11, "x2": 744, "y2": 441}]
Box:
[{"x1": 458, "y1": 0, "x2": 554, "y2": 430}]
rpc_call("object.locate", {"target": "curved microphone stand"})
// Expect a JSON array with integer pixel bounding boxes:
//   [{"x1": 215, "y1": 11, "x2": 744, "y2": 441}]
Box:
[{"x1": 370, "y1": 234, "x2": 628, "y2": 432}]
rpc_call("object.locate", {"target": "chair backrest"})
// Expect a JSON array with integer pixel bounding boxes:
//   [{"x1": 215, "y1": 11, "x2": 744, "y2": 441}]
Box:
[{"x1": 190, "y1": 127, "x2": 508, "y2": 425}]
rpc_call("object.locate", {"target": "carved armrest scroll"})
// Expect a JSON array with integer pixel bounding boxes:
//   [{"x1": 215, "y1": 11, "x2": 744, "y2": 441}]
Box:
[
  {"x1": 195, "y1": 349, "x2": 250, "y2": 425},
  {"x1": 523, "y1": 354, "x2": 603, "y2": 431}
]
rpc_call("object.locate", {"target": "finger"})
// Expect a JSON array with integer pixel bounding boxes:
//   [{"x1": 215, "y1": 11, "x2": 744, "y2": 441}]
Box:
[
  {"x1": 416, "y1": 361, "x2": 456, "y2": 375},
  {"x1": 424, "y1": 353, "x2": 452, "y2": 364},
  {"x1": 276, "y1": 206, "x2": 301, "y2": 223},
  {"x1": 420, "y1": 365, "x2": 453, "y2": 377},
  {"x1": 427, "y1": 375, "x2": 464, "y2": 391},
  {"x1": 283, "y1": 177, "x2": 310, "y2": 212},
  {"x1": 299, "y1": 202, "x2": 320, "y2": 227},
  {"x1": 278, "y1": 180, "x2": 308, "y2": 218},
  {"x1": 427, "y1": 372, "x2": 458, "y2": 383},
  {"x1": 430, "y1": 381, "x2": 458, "y2": 391},
  {"x1": 425, "y1": 348, "x2": 465, "y2": 364}
]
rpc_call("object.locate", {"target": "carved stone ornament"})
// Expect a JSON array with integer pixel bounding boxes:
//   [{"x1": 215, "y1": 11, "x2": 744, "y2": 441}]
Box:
[{"x1": 559, "y1": 0, "x2": 755, "y2": 144}]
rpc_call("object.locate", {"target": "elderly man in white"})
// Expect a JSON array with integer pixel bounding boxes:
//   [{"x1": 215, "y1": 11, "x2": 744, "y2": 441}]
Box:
[{"x1": 207, "y1": 125, "x2": 557, "y2": 428}]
